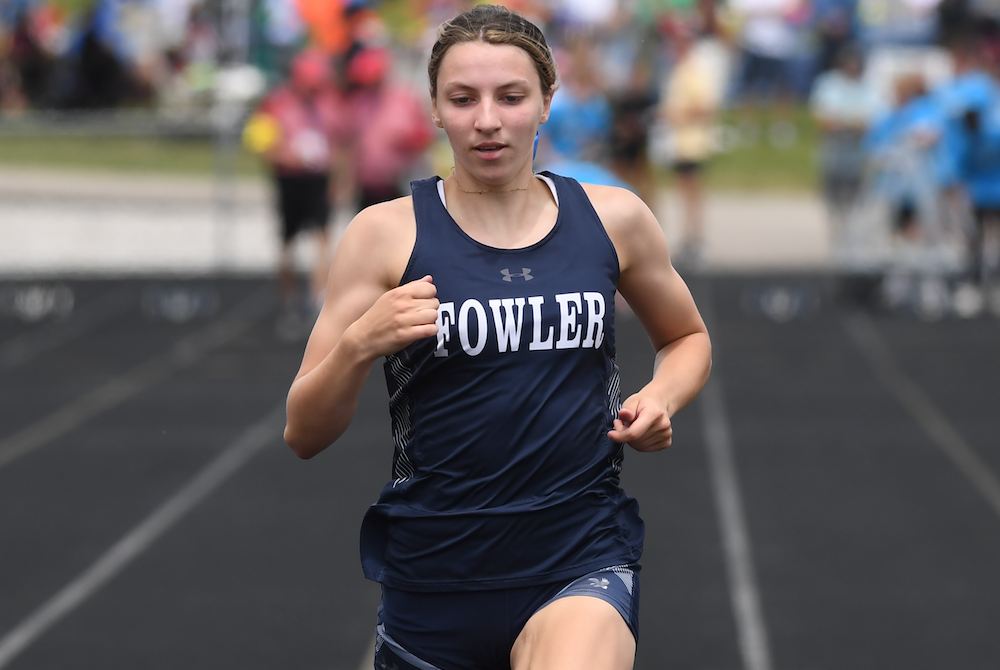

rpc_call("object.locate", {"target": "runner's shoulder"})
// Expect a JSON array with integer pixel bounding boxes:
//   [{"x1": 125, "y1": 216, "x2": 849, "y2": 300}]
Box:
[
  {"x1": 344, "y1": 195, "x2": 416, "y2": 246},
  {"x1": 337, "y1": 195, "x2": 417, "y2": 284},
  {"x1": 579, "y1": 182, "x2": 655, "y2": 237}
]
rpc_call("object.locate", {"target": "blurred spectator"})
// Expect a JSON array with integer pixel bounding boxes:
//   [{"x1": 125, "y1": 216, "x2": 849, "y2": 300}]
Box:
[
  {"x1": 811, "y1": 0, "x2": 860, "y2": 76},
  {"x1": 608, "y1": 56, "x2": 659, "y2": 206},
  {"x1": 729, "y1": 0, "x2": 805, "y2": 146},
  {"x1": 535, "y1": 38, "x2": 632, "y2": 188},
  {"x1": 864, "y1": 71, "x2": 949, "y2": 239},
  {"x1": 958, "y1": 96, "x2": 1000, "y2": 289},
  {"x1": 0, "y1": 56, "x2": 28, "y2": 113},
  {"x1": 73, "y1": 7, "x2": 129, "y2": 106},
  {"x1": 344, "y1": 45, "x2": 434, "y2": 209},
  {"x1": 809, "y1": 44, "x2": 885, "y2": 240},
  {"x1": 243, "y1": 48, "x2": 352, "y2": 338},
  {"x1": 160, "y1": 1, "x2": 218, "y2": 109},
  {"x1": 936, "y1": 40, "x2": 1000, "y2": 286},
  {"x1": 62, "y1": 1, "x2": 143, "y2": 108},
  {"x1": 538, "y1": 41, "x2": 613, "y2": 164},
  {"x1": 596, "y1": 9, "x2": 666, "y2": 204},
  {"x1": 1, "y1": 9, "x2": 24, "y2": 113},
  {"x1": 8, "y1": 6, "x2": 53, "y2": 107},
  {"x1": 590, "y1": 3, "x2": 654, "y2": 101},
  {"x1": 691, "y1": 0, "x2": 736, "y2": 93},
  {"x1": 295, "y1": 0, "x2": 383, "y2": 59},
  {"x1": 178, "y1": 2, "x2": 217, "y2": 93},
  {"x1": 935, "y1": 0, "x2": 977, "y2": 45},
  {"x1": 338, "y1": 5, "x2": 389, "y2": 75},
  {"x1": 255, "y1": 0, "x2": 307, "y2": 82},
  {"x1": 659, "y1": 18, "x2": 724, "y2": 268},
  {"x1": 935, "y1": 39, "x2": 998, "y2": 146}
]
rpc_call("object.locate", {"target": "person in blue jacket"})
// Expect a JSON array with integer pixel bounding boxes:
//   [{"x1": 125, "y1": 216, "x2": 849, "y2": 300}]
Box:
[
  {"x1": 934, "y1": 40, "x2": 1000, "y2": 284},
  {"x1": 283, "y1": 5, "x2": 712, "y2": 670},
  {"x1": 864, "y1": 72, "x2": 954, "y2": 238}
]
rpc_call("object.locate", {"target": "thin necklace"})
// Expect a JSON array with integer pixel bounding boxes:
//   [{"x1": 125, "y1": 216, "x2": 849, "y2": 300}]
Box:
[{"x1": 450, "y1": 167, "x2": 535, "y2": 194}]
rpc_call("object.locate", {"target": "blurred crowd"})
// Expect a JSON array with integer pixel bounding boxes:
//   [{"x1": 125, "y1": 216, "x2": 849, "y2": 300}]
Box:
[
  {"x1": 808, "y1": 21, "x2": 1000, "y2": 312},
  {"x1": 2, "y1": 0, "x2": 997, "y2": 115},
  {"x1": 3, "y1": 0, "x2": 998, "y2": 146},
  {"x1": 3, "y1": 0, "x2": 1000, "y2": 285},
  {"x1": 0, "y1": 0, "x2": 220, "y2": 110}
]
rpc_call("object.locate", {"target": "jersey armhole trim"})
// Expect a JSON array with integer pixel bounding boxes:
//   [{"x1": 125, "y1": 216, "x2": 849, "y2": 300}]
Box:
[
  {"x1": 552, "y1": 174, "x2": 622, "y2": 282},
  {"x1": 397, "y1": 184, "x2": 427, "y2": 287}
]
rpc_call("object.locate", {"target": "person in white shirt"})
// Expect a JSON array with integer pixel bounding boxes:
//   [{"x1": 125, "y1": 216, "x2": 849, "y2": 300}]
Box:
[{"x1": 809, "y1": 45, "x2": 886, "y2": 239}]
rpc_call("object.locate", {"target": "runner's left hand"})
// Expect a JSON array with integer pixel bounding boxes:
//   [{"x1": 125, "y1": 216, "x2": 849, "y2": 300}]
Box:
[{"x1": 607, "y1": 394, "x2": 673, "y2": 452}]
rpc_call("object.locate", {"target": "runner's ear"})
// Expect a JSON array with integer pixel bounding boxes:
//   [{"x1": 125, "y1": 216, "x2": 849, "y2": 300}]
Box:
[{"x1": 430, "y1": 93, "x2": 443, "y2": 128}]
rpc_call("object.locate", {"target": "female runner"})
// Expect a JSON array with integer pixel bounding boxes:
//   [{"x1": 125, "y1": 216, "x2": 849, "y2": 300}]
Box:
[{"x1": 284, "y1": 6, "x2": 712, "y2": 669}]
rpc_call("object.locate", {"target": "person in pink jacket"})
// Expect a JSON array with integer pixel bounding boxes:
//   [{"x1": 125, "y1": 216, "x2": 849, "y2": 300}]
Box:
[{"x1": 251, "y1": 48, "x2": 352, "y2": 336}]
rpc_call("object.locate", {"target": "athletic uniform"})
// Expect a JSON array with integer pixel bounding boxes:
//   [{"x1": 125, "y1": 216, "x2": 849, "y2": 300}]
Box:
[{"x1": 363, "y1": 172, "x2": 644, "y2": 669}]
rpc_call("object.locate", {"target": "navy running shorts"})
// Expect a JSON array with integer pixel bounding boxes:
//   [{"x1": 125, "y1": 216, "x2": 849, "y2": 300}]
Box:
[{"x1": 373, "y1": 564, "x2": 640, "y2": 670}]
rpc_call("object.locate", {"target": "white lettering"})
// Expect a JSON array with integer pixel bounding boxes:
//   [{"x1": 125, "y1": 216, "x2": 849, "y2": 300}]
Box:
[
  {"x1": 458, "y1": 299, "x2": 488, "y2": 356},
  {"x1": 489, "y1": 297, "x2": 526, "y2": 353},
  {"x1": 555, "y1": 293, "x2": 582, "y2": 349},
  {"x1": 582, "y1": 292, "x2": 606, "y2": 348},
  {"x1": 434, "y1": 302, "x2": 456, "y2": 357},
  {"x1": 436, "y1": 292, "x2": 607, "y2": 357},
  {"x1": 528, "y1": 296, "x2": 554, "y2": 351}
]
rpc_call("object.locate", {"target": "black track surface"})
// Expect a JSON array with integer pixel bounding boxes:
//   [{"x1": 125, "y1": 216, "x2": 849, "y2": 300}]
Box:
[{"x1": 1, "y1": 275, "x2": 998, "y2": 670}]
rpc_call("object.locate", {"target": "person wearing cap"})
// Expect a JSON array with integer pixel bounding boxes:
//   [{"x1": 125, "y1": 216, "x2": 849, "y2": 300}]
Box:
[{"x1": 343, "y1": 46, "x2": 435, "y2": 209}]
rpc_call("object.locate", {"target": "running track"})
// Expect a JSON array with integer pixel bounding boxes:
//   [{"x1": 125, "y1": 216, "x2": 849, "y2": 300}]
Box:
[{"x1": 1, "y1": 275, "x2": 998, "y2": 670}]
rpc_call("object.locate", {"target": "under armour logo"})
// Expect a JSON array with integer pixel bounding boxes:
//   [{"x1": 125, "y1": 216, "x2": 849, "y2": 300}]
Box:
[
  {"x1": 588, "y1": 577, "x2": 610, "y2": 589},
  {"x1": 379, "y1": 658, "x2": 398, "y2": 670},
  {"x1": 501, "y1": 267, "x2": 533, "y2": 282}
]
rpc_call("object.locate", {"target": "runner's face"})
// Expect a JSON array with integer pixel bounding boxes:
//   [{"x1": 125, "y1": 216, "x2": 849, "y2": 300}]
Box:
[{"x1": 432, "y1": 42, "x2": 552, "y2": 185}]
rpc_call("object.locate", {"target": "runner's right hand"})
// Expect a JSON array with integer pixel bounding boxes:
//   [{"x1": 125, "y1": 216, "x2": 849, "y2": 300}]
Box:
[{"x1": 347, "y1": 275, "x2": 439, "y2": 359}]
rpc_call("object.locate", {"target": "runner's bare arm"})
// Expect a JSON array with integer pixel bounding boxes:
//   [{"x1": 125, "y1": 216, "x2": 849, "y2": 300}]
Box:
[
  {"x1": 284, "y1": 199, "x2": 437, "y2": 458},
  {"x1": 587, "y1": 184, "x2": 712, "y2": 452}
]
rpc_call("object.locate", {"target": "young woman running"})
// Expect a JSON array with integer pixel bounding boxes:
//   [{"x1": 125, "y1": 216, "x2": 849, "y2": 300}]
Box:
[{"x1": 284, "y1": 6, "x2": 712, "y2": 669}]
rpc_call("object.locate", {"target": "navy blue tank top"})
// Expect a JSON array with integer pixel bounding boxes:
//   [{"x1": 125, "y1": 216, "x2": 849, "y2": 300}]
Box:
[{"x1": 360, "y1": 171, "x2": 644, "y2": 591}]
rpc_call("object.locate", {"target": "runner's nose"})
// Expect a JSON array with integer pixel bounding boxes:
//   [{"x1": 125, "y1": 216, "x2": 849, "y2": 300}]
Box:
[{"x1": 474, "y1": 99, "x2": 501, "y2": 133}]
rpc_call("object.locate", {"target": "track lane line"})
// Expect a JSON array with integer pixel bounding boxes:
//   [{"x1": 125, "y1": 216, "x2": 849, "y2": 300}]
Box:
[
  {"x1": 700, "y1": 377, "x2": 775, "y2": 670},
  {"x1": 843, "y1": 312, "x2": 1000, "y2": 520},
  {"x1": 0, "y1": 286, "x2": 274, "y2": 470},
  {"x1": 354, "y1": 636, "x2": 375, "y2": 670},
  {"x1": 0, "y1": 403, "x2": 287, "y2": 669},
  {"x1": 697, "y1": 281, "x2": 774, "y2": 670}
]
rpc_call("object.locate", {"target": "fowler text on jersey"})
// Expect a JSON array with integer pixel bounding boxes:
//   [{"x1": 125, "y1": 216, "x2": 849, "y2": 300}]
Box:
[{"x1": 434, "y1": 292, "x2": 608, "y2": 357}]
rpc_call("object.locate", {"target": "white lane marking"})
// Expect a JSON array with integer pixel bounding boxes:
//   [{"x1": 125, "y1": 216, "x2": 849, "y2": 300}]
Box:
[
  {"x1": 355, "y1": 636, "x2": 375, "y2": 670},
  {"x1": 697, "y1": 281, "x2": 774, "y2": 670},
  {"x1": 843, "y1": 313, "x2": 1000, "y2": 520},
  {"x1": 0, "y1": 403, "x2": 286, "y2": 669},
  {"x1": 0, "y1": 286, "x2": 273, "y2": 470},
  {"x1": 0, "y1": 285, "x2": 134, "y2": 369},
  {"x1": 700, "y1": 377, "x2": 775, "y2": 670}
]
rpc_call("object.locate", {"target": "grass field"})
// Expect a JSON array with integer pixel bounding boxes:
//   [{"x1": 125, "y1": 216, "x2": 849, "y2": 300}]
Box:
[
  {"x1": 0, "y1": 135, "x2": 266, "y2": 178},
  {"x1": 668, "y1": 107, "x2": 822, "y2": 192},
  {"x1": 0, "y1": 107, "x2": 823, "y2": 192}
]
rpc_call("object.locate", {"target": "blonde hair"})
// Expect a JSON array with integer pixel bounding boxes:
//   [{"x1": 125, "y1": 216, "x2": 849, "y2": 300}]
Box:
[{"x1": 428, "y1": 4, "x2": 557, "y2": 98}]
